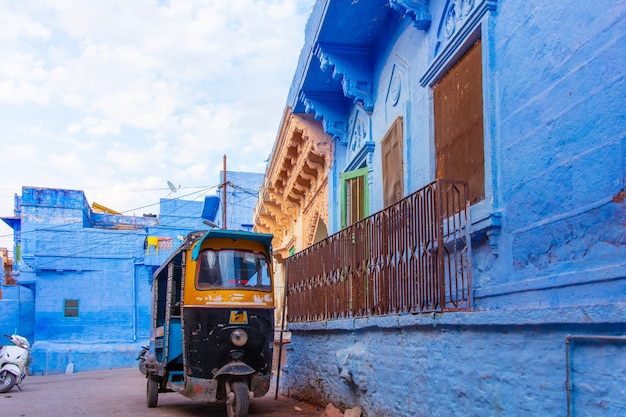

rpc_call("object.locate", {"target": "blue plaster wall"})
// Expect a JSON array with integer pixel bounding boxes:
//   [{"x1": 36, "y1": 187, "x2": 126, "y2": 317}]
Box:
[
  {"x1": 279, "y1": 0, "x2": 626, "y2": 416},
  {"x1": 1, "y1": 184, "x2": 260, "y2": 375},
  {"x1": 216, "y1": 171, "x2": 264, "y2": 231},
  {"x1": 0, "y1": 285, "x2": 34, "y2": 340},
  {"x1": 284, "y1": 307, "x2": 626, "y2": 417},
  {"x1": 157, "y1": 197, "x2": 212, "y2": 231}
]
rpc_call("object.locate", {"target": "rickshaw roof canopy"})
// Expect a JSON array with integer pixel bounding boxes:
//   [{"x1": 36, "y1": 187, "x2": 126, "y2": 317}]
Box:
[
  {"x1": 152, "y1": 229, "x2": 273, "y2": 281},
  {"x1": 190, "y1": 229, "x2": 273, "y2": 261}
]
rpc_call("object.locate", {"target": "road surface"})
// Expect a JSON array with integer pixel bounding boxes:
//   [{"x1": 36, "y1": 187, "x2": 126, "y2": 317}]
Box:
[{"x1": 1, "y1": 368, "x2": 322, "y2": 417}]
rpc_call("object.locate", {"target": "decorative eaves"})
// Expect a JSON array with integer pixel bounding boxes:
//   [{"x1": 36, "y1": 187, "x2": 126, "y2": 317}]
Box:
[
  {"x1": 389, "y1": 0, "x2": 432, "y2": 30},
  {"x1": 315, "y1": 44, "x2": 374, "y2": 112},
  {"x1": 300, "y1": 91, "x2": 349, "y2": 144}
]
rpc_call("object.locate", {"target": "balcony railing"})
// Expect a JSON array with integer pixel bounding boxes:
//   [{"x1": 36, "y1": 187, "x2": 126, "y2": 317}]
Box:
[{"x1": 286, "y1": 179, "x2": 472, "y2": 322}]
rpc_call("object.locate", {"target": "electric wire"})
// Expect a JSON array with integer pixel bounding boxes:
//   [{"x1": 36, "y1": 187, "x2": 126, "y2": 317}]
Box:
[{"x1": 9, "y1": 185, "x2": 223, "y2": 272}]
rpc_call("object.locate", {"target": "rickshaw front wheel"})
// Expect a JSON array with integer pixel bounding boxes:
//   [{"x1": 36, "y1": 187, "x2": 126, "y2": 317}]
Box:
[
  {"x1": 226, "y1": 381, "x2": 249, "y2": 417},
  {"x1": 146, "y1": 376, "x2": 159, "y2": 408}
]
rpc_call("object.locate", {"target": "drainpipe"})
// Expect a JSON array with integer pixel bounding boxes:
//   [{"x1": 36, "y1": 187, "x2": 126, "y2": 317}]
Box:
[
  {"x1": 132, "y1": 263, "x2": 137, "y2": 342},
  {"x1": 565, "y1": 334, "x2": 626, "y2": 417}
]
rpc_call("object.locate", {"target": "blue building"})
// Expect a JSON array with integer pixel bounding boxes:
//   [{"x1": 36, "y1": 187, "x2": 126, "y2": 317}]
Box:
[
  {"x1": 0, "y1": 179, "x2": 261, "y2": 374},
  {"x1": 216, "y1": 170, "x2": 264, "y2": 232},
  {"x1": 255, "y1": 0, "x2": 626, "y2": 416}
]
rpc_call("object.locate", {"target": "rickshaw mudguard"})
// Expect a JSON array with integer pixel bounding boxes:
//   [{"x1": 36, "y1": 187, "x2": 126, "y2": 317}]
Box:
[
  {"x1": 250, "y1": 373, "x2": 272, "y2": 397},
  {"x1": 181, "y1": 377, "x2": 218, "y2": 402},
  {"x1": 214, "y1": 361, "x2": 256, "y2": 377}
]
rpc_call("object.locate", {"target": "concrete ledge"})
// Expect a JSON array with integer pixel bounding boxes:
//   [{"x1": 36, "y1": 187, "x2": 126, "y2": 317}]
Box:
[
  {"x1": 287, "y1": 302, "x2": 626, "y2": 332},
  {"x1": 29, "y1": 341, "x2": 146, "y2": 375},
  {"x1": 474, "y1": 264, "x2": 626, "y2": 299}
]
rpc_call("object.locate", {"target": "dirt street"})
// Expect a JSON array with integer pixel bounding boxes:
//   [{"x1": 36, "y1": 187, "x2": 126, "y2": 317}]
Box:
[{"x1": 1, "y1": 368, "x2": 322, "y2": 417}]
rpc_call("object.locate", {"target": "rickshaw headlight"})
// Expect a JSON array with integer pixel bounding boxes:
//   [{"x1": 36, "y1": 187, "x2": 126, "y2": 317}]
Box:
[{"x1": 231, "y1": 329, "x2": 248, "y2": 347}]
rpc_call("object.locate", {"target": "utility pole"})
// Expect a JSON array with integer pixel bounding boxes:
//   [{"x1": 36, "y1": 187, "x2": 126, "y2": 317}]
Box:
[{"x1": 222, "y1": 155, "x2": 227, "y2": 230}]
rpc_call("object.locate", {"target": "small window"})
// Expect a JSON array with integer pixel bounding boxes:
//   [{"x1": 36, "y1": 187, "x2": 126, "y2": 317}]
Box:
[
  {"x1": 381, "y1": 117, "x2": 404, "y2": 207},
  {"x1": 64, "y1": 299, "x2": 79, "y2": 318},
  {"x1": 340, "y1": 167, "x2": 369, "y2": 228}
]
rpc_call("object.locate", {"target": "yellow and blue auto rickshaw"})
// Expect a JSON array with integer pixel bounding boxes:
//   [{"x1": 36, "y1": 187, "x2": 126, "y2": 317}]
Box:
[{"x1": 145, "y1": 229, "x2": 275, "y2": 417}]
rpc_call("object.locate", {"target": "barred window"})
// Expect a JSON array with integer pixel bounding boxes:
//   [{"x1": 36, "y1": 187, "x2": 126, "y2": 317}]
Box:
[{"x1": 64, "y1": 299, "x2": 79, "y2": 318}]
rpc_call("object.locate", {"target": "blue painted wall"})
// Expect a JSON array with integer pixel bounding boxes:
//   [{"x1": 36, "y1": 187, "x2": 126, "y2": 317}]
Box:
[
  {"x1": 285, "y1": 308, "x2": 626, "y2": 417},
  {"x1": 0, "y1": 285, "x2": 34, "y2": 340},
  {"x1": 216, "y1": 171, "x2": 264, "y2": 231},
  {"x1": 278, "y1": 0, "x2": 626, "y2": 415},
  {"x1": 0, "y1": 181, "x2": 257, "y2": 374}
]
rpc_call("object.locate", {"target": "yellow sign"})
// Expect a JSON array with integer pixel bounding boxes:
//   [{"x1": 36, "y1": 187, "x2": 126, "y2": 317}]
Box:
[{"x1": 229, "y1": 310, "x2": 248, "y2": 324}]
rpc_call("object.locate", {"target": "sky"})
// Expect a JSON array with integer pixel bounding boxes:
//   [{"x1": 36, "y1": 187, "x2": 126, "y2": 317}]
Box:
[{"x1": 0, "y1": 0, "x2": 316, "y2": 252}]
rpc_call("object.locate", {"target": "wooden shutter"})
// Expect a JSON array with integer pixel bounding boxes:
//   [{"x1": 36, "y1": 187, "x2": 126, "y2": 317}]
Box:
[
  {"x1": 381, "y1": 117, "x2": 404, "y2": 207},
  {"x1": 434, "y1": 38, "x2": 484, "y2": 204}
]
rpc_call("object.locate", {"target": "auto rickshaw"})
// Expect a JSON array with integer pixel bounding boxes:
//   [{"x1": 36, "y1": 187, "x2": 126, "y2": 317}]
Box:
[{"x1": 145, "y1": 229, "x2": 275, "y2": 417}]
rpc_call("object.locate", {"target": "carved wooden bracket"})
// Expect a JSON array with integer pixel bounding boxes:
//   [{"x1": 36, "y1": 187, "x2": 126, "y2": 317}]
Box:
[
  {"x1": 300, "y1": 91, "x2": 349, "y2": 144},
  {"x1": 389, "y1": 0, "x2": 432, "y2": 30},
  {"x1": 255, "y1": 112, "x2": 332, "y2": 257},
  {"x1": 315, "y1": 44, "x2": 374, "y2": 112}
]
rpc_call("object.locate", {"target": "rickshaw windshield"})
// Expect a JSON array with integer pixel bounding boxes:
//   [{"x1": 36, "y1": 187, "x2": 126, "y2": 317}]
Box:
[{"x1": 196, "y1": 249, "x2": 271, "y2": 291}]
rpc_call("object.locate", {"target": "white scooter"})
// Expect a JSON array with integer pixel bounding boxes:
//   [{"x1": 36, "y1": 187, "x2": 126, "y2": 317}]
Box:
[{"x1": 0, "y1": 334, "x2": 30, "y2": 393}]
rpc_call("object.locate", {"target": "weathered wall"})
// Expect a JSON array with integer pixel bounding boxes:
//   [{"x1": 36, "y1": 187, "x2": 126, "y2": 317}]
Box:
[
  {"x1": 0, "y1": 285, "x2": 34, "y2": 340},
  {"x1": 217, "y1": 171, "x2": 264, "y2": 231},
  {"x1": 474, "y1": 0, "x2": 626, "y2": 306},
  {"x1": 283, "y1": 307, "x2": 626, "y2": 417},
  {"x1": 1, "y1": 187, "x2": 220, "y2": 374},
  {"x1": 2, "y1": 181, "x2": 262, "y2": 374},
  {"x1": 279, "y1": 0, "x2": 626, "y2": 415}
]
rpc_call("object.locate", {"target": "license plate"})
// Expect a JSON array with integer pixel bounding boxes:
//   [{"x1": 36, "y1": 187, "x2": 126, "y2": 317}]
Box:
[{"x1": 229, "y1": 310, "x2": 248, "y2": 324}]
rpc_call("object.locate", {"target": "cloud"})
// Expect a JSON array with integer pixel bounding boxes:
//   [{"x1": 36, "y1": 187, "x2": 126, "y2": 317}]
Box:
[
  {"x1": 67, "y1": 116, "x2": 120, "y2": 136},
  {"x1": 0, "y1": 0, "x2": 315, "y2": 250},
  {"x1": 0, "y1": 8, "x2": 50, "y2": 42}
]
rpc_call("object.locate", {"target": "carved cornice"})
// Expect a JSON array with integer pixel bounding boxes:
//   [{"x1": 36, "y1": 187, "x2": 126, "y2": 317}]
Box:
[
  {"x1": 315, "y1": 44, "x2": 374, "y2": 112},
  {"x1": 389, "y1": 0, "x2": 432, "y2": 30},
  {"x1": 255, "y1": 112, "x2": 332, "y2": 255},
  {"x1": 263, "y1": 199, "x2": 290, "y2": 227},
  {"x1": 273, "y1": 236, "x2": 296, "y2": 264},
  {"x1": 300, "y1": 91, "x2": 349, "y2": 144}
]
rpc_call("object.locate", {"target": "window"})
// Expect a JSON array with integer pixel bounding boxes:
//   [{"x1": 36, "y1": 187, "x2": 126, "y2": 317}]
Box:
[
  {"x1": 381, "y1": 117, "x2": 404, "y2": 207},
  {"x1": 197, "y1": 249, "x2": 271, "y2": 291},
  {"x1": 433, "y1": 38, "x2": 484, "y2": 204},
  {"x1": 340, "y1": 167, "x2": 369, "y2": 228},
  {"x1": 312, "y1": 218, "x2": 328, "y2": 245},
  {"x1": 64, "y1": 299, "x2": 79, "y2": 317}
]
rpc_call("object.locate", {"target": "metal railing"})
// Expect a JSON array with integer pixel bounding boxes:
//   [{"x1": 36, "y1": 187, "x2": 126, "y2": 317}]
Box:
[{"x1": 286, "y1": 179, "x2": 472, "y2": 322}]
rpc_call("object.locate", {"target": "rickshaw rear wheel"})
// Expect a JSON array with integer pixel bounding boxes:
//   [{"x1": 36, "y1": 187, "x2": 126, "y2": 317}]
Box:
[
  {"x1": 146, "y1": 376, "x2": 159, "y2": 408},
  {"x1": 226, "y1": 381, "x2": 249, "y2": 417}
]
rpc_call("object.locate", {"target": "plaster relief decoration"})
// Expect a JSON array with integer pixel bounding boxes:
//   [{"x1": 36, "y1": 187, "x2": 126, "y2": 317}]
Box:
[
  {"x1": 445, "y1": 0, "x2": 473, "y2": 37},
  {"x1": 388, "y1": 73, "x2": 401, "y2": 107},
  {"x1": 347, "y1": 108, "x2": 374, "y2": 169},
  {"x1": 421, "y1": 0, "x2": 497, "y2": 86},
  {"x1": 435, "y1": 0, "x2": 495, "y2": 57},
  {"x1": 385, "y1": 62, "x2": 408, "y2": 124}
]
